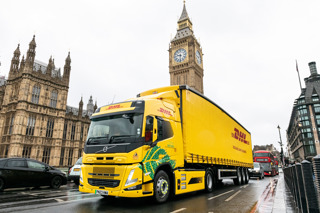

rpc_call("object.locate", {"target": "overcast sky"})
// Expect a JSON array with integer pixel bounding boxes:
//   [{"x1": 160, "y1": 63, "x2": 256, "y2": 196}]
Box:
[{"x1": 1, "y1": 0, "x2": 320, "y2": 152}]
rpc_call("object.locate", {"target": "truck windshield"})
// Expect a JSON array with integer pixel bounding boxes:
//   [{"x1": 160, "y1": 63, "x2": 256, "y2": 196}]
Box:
[{"x1": 86, "y1": 113, "x2": 143, "y2": 145}]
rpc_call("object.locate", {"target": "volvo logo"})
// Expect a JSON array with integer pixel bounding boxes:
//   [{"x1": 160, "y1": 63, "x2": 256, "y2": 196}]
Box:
[{"x1": 102, "y1": 145, "x2": 116, "y2": 153}]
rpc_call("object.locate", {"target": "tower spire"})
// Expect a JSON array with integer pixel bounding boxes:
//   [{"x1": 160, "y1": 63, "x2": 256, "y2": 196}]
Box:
[
  {"x1": 9, "y1": 44, "x2": 21, "y2": 75},
  {"x1": 63, "y1": 52, "x2": 71, "y2": 85},
  {"x1": 26, "y1": 35, "x2": 36, "y2": 67}
]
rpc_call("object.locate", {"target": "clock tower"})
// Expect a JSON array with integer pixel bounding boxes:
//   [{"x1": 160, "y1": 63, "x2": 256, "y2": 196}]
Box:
[{"x1": 169, "y1": 1, "x2": 204, "y2": 94}]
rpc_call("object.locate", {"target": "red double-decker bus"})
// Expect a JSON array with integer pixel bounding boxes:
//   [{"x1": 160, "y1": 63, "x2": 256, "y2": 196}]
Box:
[{"x1": 253, "y1": 150, "x2": 276, "y2": 176}]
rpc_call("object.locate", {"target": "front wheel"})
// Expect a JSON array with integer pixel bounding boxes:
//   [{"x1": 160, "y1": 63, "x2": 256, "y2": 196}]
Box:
[
  {"x1": 154, "y1": 170, "x2": 170, "y2": 203},
  {"x1": 50, "y1": 176, "x2": 62, "y2": 189}
]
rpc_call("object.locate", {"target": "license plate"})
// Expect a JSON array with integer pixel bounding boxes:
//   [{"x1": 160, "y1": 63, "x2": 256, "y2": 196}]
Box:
[
  {"x1": 96, "y1": 190, "x2": 109, "y2": 196},
  {"x1": 74, "y1": 168, "x2": 80, "y2": 171}
]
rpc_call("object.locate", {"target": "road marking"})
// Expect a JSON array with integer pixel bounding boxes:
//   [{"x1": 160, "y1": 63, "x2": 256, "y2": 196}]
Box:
[
  {"x1": 225, "y1": 190, "x2": 241, "y2": 202},
  {"x1": 54, "y1": 199, "x2": 64, "y2": 203},
  {"x1": 240, "y1": 185, "x2": 248, "y2": 189},
  {"x1": 170, "y1": 208, "x2": 186, "y2": 213},
  {"x1": 0, "y1": 193, "x2": 98, "y2": 207},
  {"x1": 208, "y1": 190, "x2": 234, "y2": 200}
]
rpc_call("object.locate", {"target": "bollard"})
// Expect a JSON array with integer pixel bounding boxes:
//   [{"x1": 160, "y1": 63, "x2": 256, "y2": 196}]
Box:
[
  {"x1": 302, "y1": 160, "x2": 320, "y2": 213},
  {"x1": 312, "y1": 155, "x2": 320, "y2": 210},
  {"x1": 296, "y1": 163, "x2": 308, "y2": 212}
]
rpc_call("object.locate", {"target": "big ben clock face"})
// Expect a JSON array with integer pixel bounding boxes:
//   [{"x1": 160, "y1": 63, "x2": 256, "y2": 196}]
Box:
[
  {"x1": 174, "y1": 48, "x2": 187, "y2": 63},
  {"x1": 196, "y1": 50, "x2": 202, "y2": 64}
]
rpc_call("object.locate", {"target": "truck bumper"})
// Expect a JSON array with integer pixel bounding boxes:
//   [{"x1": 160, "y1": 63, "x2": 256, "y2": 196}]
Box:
[
  {"x1": 79, "y1": 182, "x2": 153, "y2": 198},
  {"x1": 79, "y1": 163, "x2": 154, "y2": 198}
]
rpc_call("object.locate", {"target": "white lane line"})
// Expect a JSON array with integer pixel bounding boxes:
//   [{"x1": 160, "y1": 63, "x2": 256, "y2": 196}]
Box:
[
  {"x1": 225, "y1": 190, "x2": 241, "y2": 202},
  {"x1": 0, "y1": 193, "x2": 98, "y2": 207},
  {"x1": 240, "y1": 185, "x2": 249, "y2": 189},
  {"x1": 170, "y1": 208, "x2": 187, "y2": 213},
  {"x1": 208, "y1": 190, "x2": 234, "y2": 200}
]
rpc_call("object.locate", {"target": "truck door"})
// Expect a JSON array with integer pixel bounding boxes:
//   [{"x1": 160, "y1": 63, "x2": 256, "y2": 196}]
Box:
[{"x1": 142, "y1": 115, "x2": 176, "y2": 181}]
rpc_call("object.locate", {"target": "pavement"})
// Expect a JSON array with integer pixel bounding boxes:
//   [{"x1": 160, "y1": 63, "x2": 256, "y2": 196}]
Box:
[{"x1": 272, "y1": 171, "x2": 298, "y2": 213}]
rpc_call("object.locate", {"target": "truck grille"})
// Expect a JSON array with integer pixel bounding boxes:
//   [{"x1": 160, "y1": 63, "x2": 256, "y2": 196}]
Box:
[{"x1": 88, "y1": 178, "x2": 120, "y2": 188}]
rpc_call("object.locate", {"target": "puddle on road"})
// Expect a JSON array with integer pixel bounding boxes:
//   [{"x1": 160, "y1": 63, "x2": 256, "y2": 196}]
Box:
[{"x1": 250, "y1": 179, "x2": 278, "y2": 213}]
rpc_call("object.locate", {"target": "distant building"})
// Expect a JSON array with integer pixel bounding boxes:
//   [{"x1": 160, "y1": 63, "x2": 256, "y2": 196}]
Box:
[
  {"x1": 253, "y1": 144, "x2": 275, "y2": 153},
  {"x1": 287, "y1": 62, "x2": 320, "y2": 162},
  {"x1": 253, "y1": 144, "x2": 280, "y2": 160},
  {"x1": 0, "y1": 36, "x2": 97, "y2": 167},
  {"x1": 169, "y1": 2, "x2": 204, "y2": 94}
]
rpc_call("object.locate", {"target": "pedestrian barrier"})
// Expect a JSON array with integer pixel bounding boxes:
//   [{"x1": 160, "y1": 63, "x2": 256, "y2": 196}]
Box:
[{"x1": 283, "y1": 156, "x2": 320, "y2": 213}]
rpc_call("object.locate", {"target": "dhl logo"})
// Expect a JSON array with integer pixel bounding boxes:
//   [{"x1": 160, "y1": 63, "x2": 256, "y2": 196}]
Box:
[
  {"x1": 107, "y1": 105, "x2": 121, "y2": 110},
  {"x1": 232, "y1": 128, "x2": 249, "y2": 145},
  {"x1": 159, "y1": 108, "x2": 173, "y2": 116}
]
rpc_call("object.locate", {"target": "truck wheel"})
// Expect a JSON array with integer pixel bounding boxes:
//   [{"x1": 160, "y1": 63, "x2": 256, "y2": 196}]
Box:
[
  {"x1": 233, "y1": 168, "x2": 241, "y2": 185},
  {"x1": 0, "y1": 178, "x2": 5, "y2": 191},
  {"x1": 244, "y1": 168, "x2": 249, "y2": 184},
  {"x1": 240, "y1": 168, "x2": 245, "y2": 184},
  {"x1": 154, "y1": 170, "x2": 170, "y2": 203},
  {"x1": 205, "y1": 169, "x2": 214, "y2": 193}
]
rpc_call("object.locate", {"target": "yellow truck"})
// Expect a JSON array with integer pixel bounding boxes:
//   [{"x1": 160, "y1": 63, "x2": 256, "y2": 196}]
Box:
[{"x1": 79, "y1": 85, "x2": 253, "y2": 203}]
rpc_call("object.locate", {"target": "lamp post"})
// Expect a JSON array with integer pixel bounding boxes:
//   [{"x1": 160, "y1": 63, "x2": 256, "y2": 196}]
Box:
[{"x1": 277, "y1": 125, "x2": 284, "y2": 166}]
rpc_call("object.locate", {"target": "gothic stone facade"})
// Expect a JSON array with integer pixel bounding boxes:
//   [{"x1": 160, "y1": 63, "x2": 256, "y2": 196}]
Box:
[
  {"x1": 169, "y1": 3, "x2": 204, "y2": 94},
  {"x1": 0, "y1": 36, "x2": 96, "y2": 167}
]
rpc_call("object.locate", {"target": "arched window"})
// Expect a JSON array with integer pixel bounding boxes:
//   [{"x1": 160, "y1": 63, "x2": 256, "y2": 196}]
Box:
[{"x1": 31, "y1": 85, "x2": 41, "y2": 104}]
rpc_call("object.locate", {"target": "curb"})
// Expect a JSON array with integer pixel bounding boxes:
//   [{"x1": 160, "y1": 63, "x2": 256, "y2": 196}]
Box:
[{"x1": 272, "y1": 172, "x2": 286, "y2": 213}]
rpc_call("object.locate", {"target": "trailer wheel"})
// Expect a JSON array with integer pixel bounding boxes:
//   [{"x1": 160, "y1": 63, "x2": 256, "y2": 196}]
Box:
[
  {"x1": 233, "y1": 168, "x2": 241, "y2": 185},
  {"x1": 244, "y1": 168, "x2": 249, "y2": 184},
  {"x1": 205, "y1": 169, "x2": 214, "y2": 193},
  {"x1": 240, "y1": 168, "x2": 245, "y2": 184},
  {"x1": 154, "y1": 170, "x2": 170, "y2": 203}
]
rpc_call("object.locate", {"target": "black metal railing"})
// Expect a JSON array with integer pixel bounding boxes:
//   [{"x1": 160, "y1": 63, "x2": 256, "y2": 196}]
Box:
[{"x1": 283, "y1": 155, "x2": 320, "y2": 213}]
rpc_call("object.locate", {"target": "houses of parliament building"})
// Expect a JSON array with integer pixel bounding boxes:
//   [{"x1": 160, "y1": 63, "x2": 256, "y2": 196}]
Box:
[
  {"x1": 0, "y1": 36, "x2": 97, "y2": 166},
  {"x1": 0, "y1": 2, "x2": 204, "y2": 167}
]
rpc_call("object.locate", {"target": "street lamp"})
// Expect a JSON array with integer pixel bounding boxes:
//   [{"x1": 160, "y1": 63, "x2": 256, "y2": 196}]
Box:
[{"x1": 277, "y1": 125, "x2": 284, "y2": 166}]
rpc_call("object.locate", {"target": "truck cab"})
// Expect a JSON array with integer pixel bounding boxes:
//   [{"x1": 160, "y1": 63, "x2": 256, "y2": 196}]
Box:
[{"x1": 80, "y1": 89, "x2": 184, "y2": 201}]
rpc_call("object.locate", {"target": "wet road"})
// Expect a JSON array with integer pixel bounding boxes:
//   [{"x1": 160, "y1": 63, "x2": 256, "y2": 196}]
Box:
[{"x1": 0, "y1": 175, "x2": 282, "y2": 213}]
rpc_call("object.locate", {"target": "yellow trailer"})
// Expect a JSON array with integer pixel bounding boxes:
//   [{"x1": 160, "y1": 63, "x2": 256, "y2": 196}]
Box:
[{"x1": 79, "y1": 85, "x2": 253, "y2": 203}]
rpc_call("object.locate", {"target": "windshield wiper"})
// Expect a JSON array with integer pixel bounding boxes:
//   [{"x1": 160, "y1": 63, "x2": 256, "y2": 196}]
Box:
[
  {"x1": 109, "y1": 135, "x2": 135, "y2": 143},
  {"x1": 87, "y1": 136, "x2": 109, "y2": 145}
]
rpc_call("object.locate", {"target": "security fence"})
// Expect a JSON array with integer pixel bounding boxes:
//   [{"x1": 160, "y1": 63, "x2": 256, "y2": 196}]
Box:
[{"x1": 283, "y1": 155, "x2": 320, "y2": 213}]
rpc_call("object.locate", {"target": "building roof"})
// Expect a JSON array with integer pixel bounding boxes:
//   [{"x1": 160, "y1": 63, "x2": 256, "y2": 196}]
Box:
[
  {"x1": 178, "y1": 3, "x2": 189, "y2": 22},
  {"x1": 33, "y1": 60, "x2": 61, "y2": 78},
  {"x1": 172, "y1": 28, "x2": 193, "y2": 41},
  {"x1": 66, "y1": 105, "x2": 93, "y2": 117}
]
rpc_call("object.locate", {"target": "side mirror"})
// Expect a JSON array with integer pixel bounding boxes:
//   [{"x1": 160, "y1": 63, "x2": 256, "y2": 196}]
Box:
[{"x1": 44, "y1": 166, "x2": 49, "y2": 172}]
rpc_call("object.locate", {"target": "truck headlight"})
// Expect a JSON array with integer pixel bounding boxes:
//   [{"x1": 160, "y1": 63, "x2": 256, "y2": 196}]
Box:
[{"x1": 125, "y1": 169, "x2": 138, "y2": 187}]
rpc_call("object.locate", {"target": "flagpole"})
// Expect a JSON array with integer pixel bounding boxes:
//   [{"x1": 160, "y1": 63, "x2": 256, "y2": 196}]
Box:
[{"x1": 296, "y1": 60, "x2": 303, "y2": 91}]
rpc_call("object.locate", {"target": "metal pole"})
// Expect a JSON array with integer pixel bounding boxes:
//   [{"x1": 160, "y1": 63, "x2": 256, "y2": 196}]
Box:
[{"x1": 277, "y1": 125, "x2": 284, "y2": 166}]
